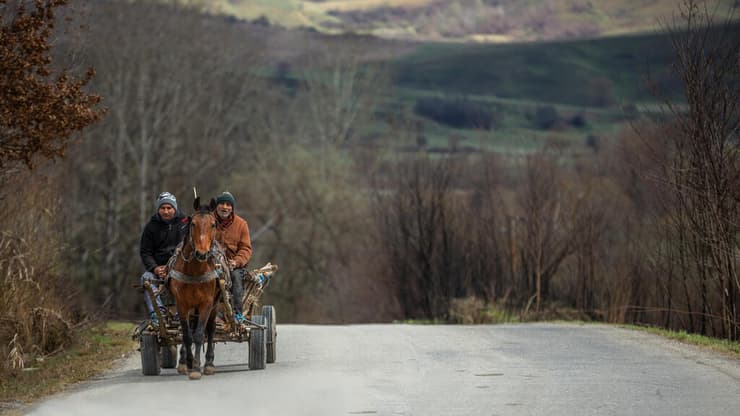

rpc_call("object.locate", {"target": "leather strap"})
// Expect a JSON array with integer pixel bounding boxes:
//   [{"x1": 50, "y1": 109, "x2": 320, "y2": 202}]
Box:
[{"x1": 169, "y1": 269, "x2": 218, "y2": 283}]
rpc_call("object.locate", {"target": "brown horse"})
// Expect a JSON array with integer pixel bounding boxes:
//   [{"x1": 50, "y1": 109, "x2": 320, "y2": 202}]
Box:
[{"x1": 168, "y1": 197, "x2": 220, "y2": 380}]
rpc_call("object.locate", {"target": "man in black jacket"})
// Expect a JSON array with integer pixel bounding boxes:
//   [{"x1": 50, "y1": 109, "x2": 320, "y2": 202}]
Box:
[{"x1": 139, "y1": 192, "x2": 188, "y2": 324}]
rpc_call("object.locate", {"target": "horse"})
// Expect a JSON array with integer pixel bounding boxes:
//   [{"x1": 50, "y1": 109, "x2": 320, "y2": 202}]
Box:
[{"x1": 168, "y1": 196, "x2": 220, "y2": 380}]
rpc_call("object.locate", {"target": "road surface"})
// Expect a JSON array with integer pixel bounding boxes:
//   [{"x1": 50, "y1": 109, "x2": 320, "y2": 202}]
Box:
[{"x1": 25, "y1": 323, "x2": 740, "y2": 415}]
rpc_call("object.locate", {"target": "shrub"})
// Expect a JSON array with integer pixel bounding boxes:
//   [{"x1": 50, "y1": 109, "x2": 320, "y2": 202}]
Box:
[
  {"x1": 252, "y1": 15, "x2": 270, "y2": 26},
  {"x1": 585, "y1": 134, "x2": 601, "y2": 152},
  {"x1": 414, "y1": 97, "x2": 494, "y2": 130},
  {"x1": 448, "y1": 297, "x2": 518, "y2": 324},
  {"x1": 532, "y1": 105, "x2": 560, "y2": 129},
  {"x1": 569, "y1": 112, "x2": 588, "y2": 128}
]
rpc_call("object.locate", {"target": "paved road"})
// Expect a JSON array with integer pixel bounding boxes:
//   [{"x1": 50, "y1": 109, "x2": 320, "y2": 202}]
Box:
[{"x1": 25, "y1": 323, "x2": 740, "y2": 416}]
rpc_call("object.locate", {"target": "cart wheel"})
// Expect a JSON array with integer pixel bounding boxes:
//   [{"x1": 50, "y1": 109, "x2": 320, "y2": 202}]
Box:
[
  {"x1": 160, "y1": 344, "x2": 178, "y2": 369},
  {"x1": 261, "y1": 305, "x2": 277, "y2": 364},
  {"x1": 249, "y1": 315, "x2": 266, "y2": 370},
  {"x1": 140, "y1": 334, "x2": 161, "y2": 376}
]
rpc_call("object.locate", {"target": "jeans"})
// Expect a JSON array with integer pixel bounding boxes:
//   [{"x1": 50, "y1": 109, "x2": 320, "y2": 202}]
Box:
[
  {"x1": 230, "y1": 267, "x2": 246, "y2": 314},
  {"x1": 141, "y1": 271, "x2": 164, "y2": 314}
]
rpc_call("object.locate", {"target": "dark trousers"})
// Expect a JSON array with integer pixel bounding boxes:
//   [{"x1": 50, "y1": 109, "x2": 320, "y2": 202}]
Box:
[{"x1": 230, "y1": 267, "x2": 246, "y2": 314}]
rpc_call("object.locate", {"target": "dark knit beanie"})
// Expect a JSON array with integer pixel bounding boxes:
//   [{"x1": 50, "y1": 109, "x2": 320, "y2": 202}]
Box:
[
  {"x1": 215, "y1": 191, "x2": 235, "y2": 207},
  {"x1": 156, "y1": 192, "x2": 178, "y2": 211}
]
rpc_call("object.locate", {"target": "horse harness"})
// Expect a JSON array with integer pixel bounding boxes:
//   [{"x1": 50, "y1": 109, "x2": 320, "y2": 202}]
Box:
[
  {"x1": 165, "y1": 243, "x2": 229, "y2": 283},
  {"x1": 167, "y1": 211, "x2": 226, "y2": 284},
  {"x1": 169, "y1": 268, "x2": 218, "y2": 283},
  {"x1": 177, "y1": 214, "x2": 217, "y2": 263}
]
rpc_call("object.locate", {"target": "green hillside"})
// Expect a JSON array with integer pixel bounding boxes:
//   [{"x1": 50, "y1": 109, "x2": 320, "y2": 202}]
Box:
[
  {"x1": 371, "y1": 27, "x2": 727, "y2": 152},
  {"x1": 393, "y1": 30, "x2": 681, "y2": 107}
]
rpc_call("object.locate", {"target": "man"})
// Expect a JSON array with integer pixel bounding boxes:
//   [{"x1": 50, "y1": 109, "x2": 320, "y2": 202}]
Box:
[
  {"x1": 139, "y1": 192, "x2": 188, "y2": 324},
  {"x1": 213, "y1": 191, "x2": 252, "y2": 324}
]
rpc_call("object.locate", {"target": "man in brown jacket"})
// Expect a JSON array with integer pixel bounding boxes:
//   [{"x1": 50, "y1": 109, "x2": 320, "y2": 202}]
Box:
[{"x1": 213, "y1": 191, "x2": 252, "y2": 324}]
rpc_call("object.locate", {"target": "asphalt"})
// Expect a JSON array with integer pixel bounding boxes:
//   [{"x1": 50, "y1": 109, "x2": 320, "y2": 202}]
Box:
[{"x1": 23, "y1": 323, "x2": 740, "y2": 416}]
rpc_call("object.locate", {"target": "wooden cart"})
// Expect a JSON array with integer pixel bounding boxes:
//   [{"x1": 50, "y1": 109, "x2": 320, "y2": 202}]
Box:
[{"x1": 132, "y1": 262, "x2": 278, "y2": 375}]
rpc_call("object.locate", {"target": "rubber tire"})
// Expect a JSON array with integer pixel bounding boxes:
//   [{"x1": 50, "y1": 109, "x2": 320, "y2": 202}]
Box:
[
  {"x1": 249, "y1": 315, "x2": 266, "y2": 370},
  {"x1": 261, "y1": 305, "x2": 277, "y2": 364},
  {"x1": 160, "y1": 344, "x2": 178, "y2": 369},
  {"x1": 140, "y1": 334, "x2": 161, "y2": 376}
]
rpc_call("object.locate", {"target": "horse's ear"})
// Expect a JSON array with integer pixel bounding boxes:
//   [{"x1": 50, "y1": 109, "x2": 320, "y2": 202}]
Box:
[
  {"x1": 209, "y1": 198, "x2": 217, "y2": 211},
  {"x1": 193, "y1": 196, "x2": 201, "y2": 211}
]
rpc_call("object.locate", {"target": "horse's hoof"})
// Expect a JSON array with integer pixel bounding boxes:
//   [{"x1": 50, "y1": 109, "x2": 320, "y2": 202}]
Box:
[
  {"x1": 189, "y1": 371, "x2": 202, "y2": 380},
  {"x1": 204, "y1": 366, "x2": 216, "y2": 375},
  {"x1": 177, "y1": 364, "x2": 188, "y2": 374}
]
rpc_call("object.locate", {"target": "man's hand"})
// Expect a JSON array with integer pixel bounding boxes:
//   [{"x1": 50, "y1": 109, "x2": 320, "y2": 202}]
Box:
[
  {"x1": 154, "y1": 265, "x2": 167, "y2": 278},
  {"x1": 228, "y1": 260, "x2": 237, "y2": 269}
]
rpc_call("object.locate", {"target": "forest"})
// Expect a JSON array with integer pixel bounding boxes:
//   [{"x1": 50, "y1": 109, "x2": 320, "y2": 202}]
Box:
[{"x1": 0, "y1": 0, "x2": 738, "y2": 375}]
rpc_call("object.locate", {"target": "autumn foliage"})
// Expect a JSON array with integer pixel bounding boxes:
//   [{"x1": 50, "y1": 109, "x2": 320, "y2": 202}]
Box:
[{"x1": 0, "y1": 0, "x2": 104, "y2": 169}]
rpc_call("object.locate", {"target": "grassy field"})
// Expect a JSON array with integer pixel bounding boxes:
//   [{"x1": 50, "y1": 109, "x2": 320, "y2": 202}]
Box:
[
  {"x1": 371, "y1": 28, "x2": 695, "y2": 153},
  {"x1": 392, "y1": 30, "x2": 680, "y2": 106},
  {"x1": 245, "y1": 14, "x2": 723, "y2": 154}
]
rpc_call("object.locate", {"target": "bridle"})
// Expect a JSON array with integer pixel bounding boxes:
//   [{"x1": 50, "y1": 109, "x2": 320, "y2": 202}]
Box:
[{"x1": 180, "y1": 211, "x2": 216, "y2": 264}]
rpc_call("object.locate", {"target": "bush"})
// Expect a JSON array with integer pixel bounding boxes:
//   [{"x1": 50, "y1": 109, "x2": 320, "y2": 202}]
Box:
[
  {"x1": 569, "y1": 112, "x2": 588, "y2": 128},
  {"x1": 448, "y1": 297, "x2": 518, "y2": 324},
  {"x1": 414, "y1": 97, "x2": 494, "y2": 130},
  {"x1": 588, "y1": 77, "x2": 616, "y2": 107},
  {"x1": 252, "y1": 15, "x2": 270, "y2": 26},
  {"x1": 585, "y1": 134, "x2": 601, "y2": 152},
  {"x1": 532, "y1": 105, "x2": 560, "y2": 129}
]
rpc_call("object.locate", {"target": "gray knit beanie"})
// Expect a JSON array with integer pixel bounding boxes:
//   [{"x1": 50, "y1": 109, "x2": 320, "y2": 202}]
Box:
[{"x1": 156, "y1": 192, "x2": 178, "y2": 211}]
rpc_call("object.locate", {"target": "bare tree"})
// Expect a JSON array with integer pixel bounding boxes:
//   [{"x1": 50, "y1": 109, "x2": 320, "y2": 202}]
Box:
[
  {"x1": 63, "y1": 0, "x2": 264, "y2": 313},
  {"x1": 648, "y1": 0, "x2": 740, "y2": 339},
  {"x1": 220, "y1": 36, "x2": 394, "y2": 322},
  {"x1": 298, "y1": 39, "x2": 389, "y2": 180},
  {"x1": 518, "y1": 150, "x2": 575, "y2": 313},
  {"x1": 370, "y1": 155, "x2": 467, "y2": 319}
]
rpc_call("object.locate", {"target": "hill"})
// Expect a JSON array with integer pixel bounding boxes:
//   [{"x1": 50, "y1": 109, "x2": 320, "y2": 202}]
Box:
[
  {"x1": 393, "y1": 30, "x2": 680, "y2": 107},
  {"x1": 196, "y1": 0, "x2": 740, "y2": 42},
  {"x1": 359, "y1": 27, "x2": 692, "y2": 152}
]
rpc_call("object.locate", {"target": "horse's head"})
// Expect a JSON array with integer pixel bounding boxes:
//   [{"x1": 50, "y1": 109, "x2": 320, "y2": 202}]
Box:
[{"x1": 189, "y1": 196, "x2": 218, "y2": 262}]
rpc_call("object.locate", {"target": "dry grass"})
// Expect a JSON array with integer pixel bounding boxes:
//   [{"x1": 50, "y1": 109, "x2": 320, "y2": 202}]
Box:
[
  {"x1": 0, "y1": 233, "x2": 72, "y2": 376},
  {"x1": 1, "y1": 236, "x2": 52, "y2": 352},
  {"x1": 0, "y1": 169, "x2": 81, "y2": 384},
  {"x1": 0, "y1": 146, "x2": 134, "y2": 413},
  {"x1": 448, "y1": 297, "x2": 519, "y2": 324},
  {"x1": 447, "y1": 297, "x2": 593, "y2": 324},
  {"x1": 0, "y1": 321, "x2": 136, "y2": 409}
]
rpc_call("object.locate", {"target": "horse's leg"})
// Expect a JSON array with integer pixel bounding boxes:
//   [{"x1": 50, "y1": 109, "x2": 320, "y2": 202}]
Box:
[
  {"x1": 177, "y1": 308, "x2": 191, "y2": 375},
  {"x1": 187, "y1": 314, "x2": 198, "y2": 371},
  {"x1": 177, "y1": 344, "x2": 187, "y2": 373},
  {"x1": 189, "y1": 308, "x2": 208, "y2": 380},
  {"x1": 204, "y1": 308, "x2": 217, "y2": 375}
]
